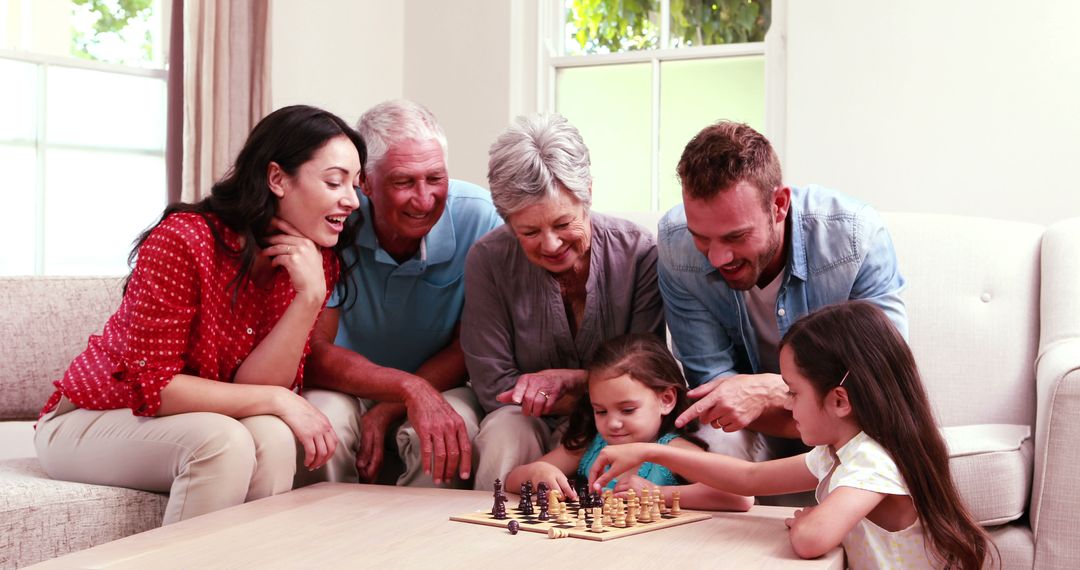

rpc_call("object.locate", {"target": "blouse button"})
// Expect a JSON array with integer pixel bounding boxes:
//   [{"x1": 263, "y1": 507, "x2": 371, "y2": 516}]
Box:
[
  {"x1": 236, "y1": 358, "x2": 243, "y2": 365},
  {"x1": 777, "y1": 308, "x2": 786, "y2": 317},
  {"x1": 138, "y1": 359, "x2": 147, "y2": 366},
  {"x1": 246, "y1": 327, "x2": 254, "y2": 335}
]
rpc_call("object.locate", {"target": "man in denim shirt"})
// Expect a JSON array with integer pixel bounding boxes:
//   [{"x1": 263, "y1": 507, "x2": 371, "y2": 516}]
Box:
[{"x1": 660, "y1": 121, "x2": 907, "y2": 462}]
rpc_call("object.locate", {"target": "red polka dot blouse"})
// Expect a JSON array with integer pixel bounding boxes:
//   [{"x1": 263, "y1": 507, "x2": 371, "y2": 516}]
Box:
[{"x1": 40, "y1": 212, "x2": 339, "y2": 418}]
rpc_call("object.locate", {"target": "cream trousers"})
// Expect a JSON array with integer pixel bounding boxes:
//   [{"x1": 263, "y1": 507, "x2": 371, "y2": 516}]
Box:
[
  {"x1": 298, "y1": 386, "x2": 482, "y2": 489},
  {"x1": 35, "y1": 398, "x2": 297, "y2": 525}
]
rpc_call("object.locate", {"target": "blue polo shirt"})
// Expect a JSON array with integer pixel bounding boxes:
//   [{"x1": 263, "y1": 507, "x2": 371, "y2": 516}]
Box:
[{"x1": 331, "y1": 180, "x2": 503, "y2": 373}]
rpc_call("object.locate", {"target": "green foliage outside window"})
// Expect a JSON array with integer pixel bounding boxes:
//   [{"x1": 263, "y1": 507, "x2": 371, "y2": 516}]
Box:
[
  {"x1": 567, "y1": 0, "x2": 770, "y2": 54},
  {"x1": 71, "y1": 0, "x2": 157, "y2": 65}
]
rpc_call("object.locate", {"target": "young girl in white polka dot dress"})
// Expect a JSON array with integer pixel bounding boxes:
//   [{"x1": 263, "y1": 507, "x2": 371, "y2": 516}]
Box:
[
  {"x1": 589, "y1": 302, "x2": 996, "y2": 569},
  {"x1": 35, "y1": 105, "x2": 366, "y2": 524}
]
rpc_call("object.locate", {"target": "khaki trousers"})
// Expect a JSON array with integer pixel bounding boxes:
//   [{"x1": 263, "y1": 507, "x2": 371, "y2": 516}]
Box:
[
  {"x1": 472, "y1": 406, "x2": 566, "y2": 491},
  {"x1": 35, "y1": 398, "x2": 297, "y2": 525},
  {"x1": 297, "y1": 386, "x2": 482, "y2": 489}
]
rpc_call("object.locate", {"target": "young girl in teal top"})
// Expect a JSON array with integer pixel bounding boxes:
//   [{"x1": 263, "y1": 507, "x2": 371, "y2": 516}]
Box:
[{"x1": 506, "y1": 334, "x2": 751, "y2": 510}]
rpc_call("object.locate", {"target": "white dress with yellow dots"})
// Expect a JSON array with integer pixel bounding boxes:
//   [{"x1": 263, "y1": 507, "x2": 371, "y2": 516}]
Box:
[{"x1": 805, "y1": 431, "x2": 936, "y2": 570}]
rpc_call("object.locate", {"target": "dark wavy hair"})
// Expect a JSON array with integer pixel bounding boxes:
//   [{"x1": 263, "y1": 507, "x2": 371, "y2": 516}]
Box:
[
  {"x1": 780, "y1": 302, "x2": 996, "y2": 570},
  {"x1": 126, "y1": 105, "x2": 366, "y2": 304},
  {"x1": 563, "y1": 333, "x2": 706, "y2": 452}
]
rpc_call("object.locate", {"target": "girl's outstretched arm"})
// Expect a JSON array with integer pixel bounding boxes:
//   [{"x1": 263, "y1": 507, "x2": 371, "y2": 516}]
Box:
[
  {"x1": 785, "y1": 486, "x2": 886, "y2": 559},
  {"x1": 588, "y1": 442, "x2": 817, "y2": 497},
  {"x1": 506, "y1": 445, "x2": 583, "y2": 501}
]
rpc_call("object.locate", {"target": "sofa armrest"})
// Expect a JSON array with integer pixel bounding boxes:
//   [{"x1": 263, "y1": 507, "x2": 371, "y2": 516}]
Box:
[{"x1": 1032, "y1": 216, "x2": 1080, "y2": 569}]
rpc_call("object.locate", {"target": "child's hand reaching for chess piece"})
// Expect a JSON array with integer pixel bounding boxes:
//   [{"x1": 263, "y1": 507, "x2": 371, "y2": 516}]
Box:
[
  {"x1": 589, "y1": 303, "x2": 996, "y2": 569},
  {"x1": 506, "y1": 334, "x2": 752, "y2": 512}
]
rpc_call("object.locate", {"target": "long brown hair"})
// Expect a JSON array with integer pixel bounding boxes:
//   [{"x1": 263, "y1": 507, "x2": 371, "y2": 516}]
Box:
[
  {"x1": 563, "y1": 333, "x2": 705, "y2": 451},
  {"x1": 127, "y1": 105, "x2": 366, "y2": 305},
  {"x1": 780, "y1": 302, "x2": 995, "y2": 570}
]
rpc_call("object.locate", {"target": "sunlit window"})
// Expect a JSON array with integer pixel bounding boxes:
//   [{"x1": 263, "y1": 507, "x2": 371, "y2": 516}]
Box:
[
  {"x1": 0, "y1": 0, "x2": 169, "y2": 276},
  {"x1": 550, "y1": 0, "x2": 770, "y2": 213}
]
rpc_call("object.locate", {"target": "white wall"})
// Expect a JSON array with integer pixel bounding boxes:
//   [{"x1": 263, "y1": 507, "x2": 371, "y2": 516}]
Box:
[
  {"x1": 402, "y1": 0, "x2": 538, "y2": 186},
  {"x1": 270, "y1": 0, "x2": 404, "y2": 124},
  {"x1": 269, "y1": 1, "x2": 1080, "y2": 225},
  {"x1": 783, "y1": 0, "x2": 1080, "y2": 225}
]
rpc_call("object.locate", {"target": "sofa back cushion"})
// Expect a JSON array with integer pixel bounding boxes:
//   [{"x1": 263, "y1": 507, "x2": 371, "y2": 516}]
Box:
[
  {"x1": 883, "y1": 213, "x2": 1040, "y2": 428},
  {"x1": 0, "y1": 276, "x2": 124, "y2": 420}
]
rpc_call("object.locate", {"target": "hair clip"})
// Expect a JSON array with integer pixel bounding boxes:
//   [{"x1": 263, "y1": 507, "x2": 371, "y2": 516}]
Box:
[{"x1": 838, "y1": 370, "x2": 850, "y2": 387}]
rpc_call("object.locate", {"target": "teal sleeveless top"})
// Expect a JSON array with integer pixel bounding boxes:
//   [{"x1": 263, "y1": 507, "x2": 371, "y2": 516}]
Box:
[{"x1": 576, "y1": 432, "x2": 680, "y2": 489}]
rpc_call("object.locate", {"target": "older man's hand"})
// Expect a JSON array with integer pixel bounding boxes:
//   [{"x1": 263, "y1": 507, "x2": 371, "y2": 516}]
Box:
[
  {"x1": 495, "y1": 368, "x2": 587, "y2": 417},
  {"x1": 403, "y1": 381, "x2": 472, "y2": 485}
]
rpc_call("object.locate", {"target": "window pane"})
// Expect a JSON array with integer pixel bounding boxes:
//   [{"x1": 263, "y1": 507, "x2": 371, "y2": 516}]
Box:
[
  {"x1": 0, "y1": 145, "x2": 38, "y2": 275},
  {"x1": 564, "y1": 0, "x2": 659, "y2": 55},
  {"x1": 2, "y1": 0, "x2": 168, "y2": 68},
  {"x1": 0, "y1": 59, "x2": 37, "y2": 141},
  {"x1": 46, "y1": 66, "x2": 166, "y2": 151},
  {"x1": 658, "y1": 55, "x2": 765, "y2": 210},
  {"x1": 44, "y1": 149, "x2": 164, "y2": 275},
  {"x1": 670, "y1": 1, "x2": 771, "y2": 48},
  {"x1": 557, "y1": 63, "x2": 653, "y2": 212}
]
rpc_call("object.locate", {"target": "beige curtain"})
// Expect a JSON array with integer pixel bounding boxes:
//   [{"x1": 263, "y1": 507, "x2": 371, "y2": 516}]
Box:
[{"x1": 181, "y1": 0, "x2": 271, "y2": 203}]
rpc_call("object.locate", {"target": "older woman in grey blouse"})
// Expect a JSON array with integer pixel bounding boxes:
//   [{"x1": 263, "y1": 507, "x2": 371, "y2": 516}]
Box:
[{"x1": 462, "y1": 114, "x2": 666, "y2": 490}]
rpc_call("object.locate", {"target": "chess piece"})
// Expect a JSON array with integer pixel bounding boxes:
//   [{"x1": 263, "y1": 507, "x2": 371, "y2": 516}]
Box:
[
  {"x1": 575, "y1": 509, "x2": 587, "y2": 530},
  {"x1": 556, "y1": 501, "x2": 570, "y2": 524},
  {"x1": 672, "y1": 490, "x2": 682, "y2": 516},
  {"x1": 518, "y1": 482, "x2": 529, "y2": 510},
  {"x1": 508, "y1": 520, "x2": 520, "y2": 535},
  {"x1": 651, "y1": 494, "x2": 661, "y2": 520},
  {"x1": 548, "y1": 528, "x2": 569, "y2": 539},
  {"x1": 537, "y1": 490, "x2": 550, "y2": 521},
  {"x1": 590, "y1": 507, "x2": 603, "y2": 532},
  {"x1": 627, "y1": 500, "x2": 638, "y2": 526},
  {"x1": 493, "y1": 491, "x2": 508, "y2": 520}
]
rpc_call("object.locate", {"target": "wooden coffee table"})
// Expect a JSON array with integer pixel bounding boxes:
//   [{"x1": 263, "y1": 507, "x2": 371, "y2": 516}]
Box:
[{"x1": 29, "y1": 483, "x2": 843, "y2": 568}]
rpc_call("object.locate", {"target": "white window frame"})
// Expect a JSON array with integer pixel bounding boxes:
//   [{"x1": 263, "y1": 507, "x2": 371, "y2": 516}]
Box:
[
  {"x1": 0, "y1": 49, "x2": 167, "y2": 274},
  {"x1": 536, "y1": 0, "x2": 787, "y2": 212}
]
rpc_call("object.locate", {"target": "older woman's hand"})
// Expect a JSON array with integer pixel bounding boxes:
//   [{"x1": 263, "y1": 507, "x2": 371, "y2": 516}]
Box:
[{"x1": 495, "y1": 368, "x2": 587, "y2": 416}]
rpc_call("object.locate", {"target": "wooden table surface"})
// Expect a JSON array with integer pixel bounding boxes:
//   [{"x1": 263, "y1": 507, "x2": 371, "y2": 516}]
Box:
[{"x1": 30, "y1": 483, "x2": 843, "y2": 569}]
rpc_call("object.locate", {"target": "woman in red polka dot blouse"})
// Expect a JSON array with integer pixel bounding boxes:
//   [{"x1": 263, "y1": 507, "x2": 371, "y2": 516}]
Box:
[{"x1": 34, "y1": 105, "x2": 366, "y2": 524}]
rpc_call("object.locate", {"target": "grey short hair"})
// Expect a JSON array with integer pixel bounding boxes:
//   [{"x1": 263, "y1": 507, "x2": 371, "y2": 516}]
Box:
[
  {"x1": 487, "y1": 114, "x2": 592, "y2": 220},
  {"x1": 356, "y1": 99, "x2": 448, "y2": 175}
]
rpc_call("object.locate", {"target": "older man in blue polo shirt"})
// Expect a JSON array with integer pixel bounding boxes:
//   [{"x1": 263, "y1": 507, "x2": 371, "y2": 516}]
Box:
[{"x1": 301, "y1": 100, "x2": 502, "y2": 488}]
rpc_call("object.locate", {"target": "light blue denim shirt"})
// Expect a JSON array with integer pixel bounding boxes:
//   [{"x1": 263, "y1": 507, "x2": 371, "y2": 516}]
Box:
[{"x1": 657, "y1": 185, "x2": 908, "y2": 387}]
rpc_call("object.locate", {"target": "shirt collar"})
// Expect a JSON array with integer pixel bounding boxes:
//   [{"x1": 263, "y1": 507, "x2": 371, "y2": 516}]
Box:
[
  {"x1": 356, "y1": 192, "x2": 456, "y2": 267},
  {"x1": 786, "y1": 192, "x2": 808, "y2": 281},
  {"x1": 833, "y1": 430, "x2": 870, "y2": 464}
]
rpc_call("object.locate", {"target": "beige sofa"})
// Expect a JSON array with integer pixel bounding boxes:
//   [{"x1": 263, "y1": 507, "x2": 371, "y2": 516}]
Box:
[
  {"x1": 0, "y1": 277, "x2": 167, "y2": 569},
  {"x1": 1, "y1": 213, "x2": 1079, "y2": 568}
]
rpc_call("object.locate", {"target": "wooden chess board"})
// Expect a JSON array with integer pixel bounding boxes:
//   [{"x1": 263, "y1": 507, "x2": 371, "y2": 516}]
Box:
[{"x1": 450, "y1": 499, "x2": 712, "y2": 541}]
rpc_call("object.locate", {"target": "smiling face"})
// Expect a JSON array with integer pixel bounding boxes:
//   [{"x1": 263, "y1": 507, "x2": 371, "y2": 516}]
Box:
[
  {"x1": 684, "y1": 181, "x2": 789, "y2": 290},
  {"x1": 589, "y1": 373, "x2": 676, "y2": 445},
  {"x1": 506, "y1": 188, "x2": 591, "y2": 275},
  {"x1": 269, "y1": 134, "x2": 362, "y2": 248},
  {"x1": 362, "y1": 137, "x2": 449, "y2": 259}
]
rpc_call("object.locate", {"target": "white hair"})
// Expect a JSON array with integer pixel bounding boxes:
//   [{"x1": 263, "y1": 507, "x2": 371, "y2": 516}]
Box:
[
  {"x1": 486, "y1": 114, "x2": 592, "y2": 220},
  {"x1": 356, "y1": 99, "x2": 448, "y2": 175}
]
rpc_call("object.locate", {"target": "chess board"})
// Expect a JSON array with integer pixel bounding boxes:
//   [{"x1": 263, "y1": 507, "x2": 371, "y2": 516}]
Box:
[{"x1": 450, "y1": 498, "x2": 712, "y2": 541}]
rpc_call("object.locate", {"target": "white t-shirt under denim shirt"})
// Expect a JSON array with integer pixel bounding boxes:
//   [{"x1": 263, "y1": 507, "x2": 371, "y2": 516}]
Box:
[{"x1": 805, "y1": 432, "x2": 935, "y2": 570}]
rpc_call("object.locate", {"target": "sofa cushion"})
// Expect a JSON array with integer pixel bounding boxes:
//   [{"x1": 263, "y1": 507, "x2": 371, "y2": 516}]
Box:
[
  {"x1": 0, "y1": 421, "x2": 35, "y2": 461},
  {"x1": 0, "y1": 458, "x2": 166, "y2": 568},
  {"x1": 943, "y1": 424, "x2": 1033, "y2": 525},
  {"x1": 0, "y1": 276, "x2": 124, "y2": 420}
]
